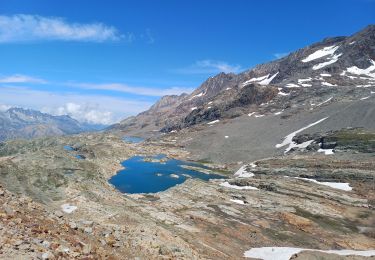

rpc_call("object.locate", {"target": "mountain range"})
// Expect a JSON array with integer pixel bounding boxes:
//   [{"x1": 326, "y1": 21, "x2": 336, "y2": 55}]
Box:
[
  {"x1": 110, "y1": 25, "x2": 375, "y2": 138},
  {"x1": 0, "y1": 107, "x2": 105, "y2": 141}
]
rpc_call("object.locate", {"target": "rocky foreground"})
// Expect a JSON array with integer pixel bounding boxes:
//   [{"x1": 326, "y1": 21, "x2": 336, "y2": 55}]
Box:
[{"x1": 0, "y1": 129, "x2": 374, "y2": 259}]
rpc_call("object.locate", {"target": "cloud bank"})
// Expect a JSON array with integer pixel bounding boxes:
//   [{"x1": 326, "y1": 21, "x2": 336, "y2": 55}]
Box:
[
  {"x1": 43, "y1": 102, "x2": 113, "y2": 125},
  {"x1": 0, "y1": 86, "x2": 153, "y2": 124},
  {"x1": 0, "y1": 14, "x2": 126, "y2": 43}
]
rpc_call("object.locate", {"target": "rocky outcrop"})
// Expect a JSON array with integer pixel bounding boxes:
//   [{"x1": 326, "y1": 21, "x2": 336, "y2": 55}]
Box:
[{"x1": 162, "y1": 83, "x2": 278, "y2": 131}]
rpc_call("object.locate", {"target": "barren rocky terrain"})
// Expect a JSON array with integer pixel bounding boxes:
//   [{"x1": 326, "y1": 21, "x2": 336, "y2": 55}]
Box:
[{"x1": 0, "y1": 128, "x2": 374, "y2": 259}]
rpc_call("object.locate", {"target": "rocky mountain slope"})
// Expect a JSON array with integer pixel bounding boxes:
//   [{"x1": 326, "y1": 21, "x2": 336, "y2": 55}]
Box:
[
  {"x1": 111, "y1": 25, "x2": 375, "y2": 136},
  {"x1": 0, "y1": 107, "x2": 99, "y2": 141}
]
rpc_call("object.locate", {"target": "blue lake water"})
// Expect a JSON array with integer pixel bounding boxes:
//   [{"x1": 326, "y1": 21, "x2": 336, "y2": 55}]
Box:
[
  {"x1": 123, "y1": 136, "x2": 144, "y2": 144},
  {"x1": 109, "y1": 155, "x2": 225, "y2": 194}
]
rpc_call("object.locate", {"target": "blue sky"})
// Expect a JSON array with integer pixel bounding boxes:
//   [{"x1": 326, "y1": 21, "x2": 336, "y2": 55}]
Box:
[{"x1": 0, "y1": 0, "x2": 374, "y2": 124}]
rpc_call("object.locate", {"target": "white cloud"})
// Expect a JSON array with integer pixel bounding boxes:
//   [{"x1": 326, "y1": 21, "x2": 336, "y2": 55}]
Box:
[
  {"x1": 43, "y1": 102, "x2": 113, "y2": 125},
  {"x1": 0, "y1": 14, "x2": 126, "y2": 43},
  {"x1": 174, "y1": 59, "x2": 242, "y2": 74},
  {"x1": 68, "y1": 82, "x2": 194, "y2": 96},
  {"x1": 0, "y1": 85, "x2": 153, "y2": 124},
  {"x1": 0, "y1": 74, "x2": 47, "y2": 84}
]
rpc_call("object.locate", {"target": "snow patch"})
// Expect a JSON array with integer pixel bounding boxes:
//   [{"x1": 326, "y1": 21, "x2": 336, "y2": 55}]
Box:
[
  {"x1": 242, "y1": 72, "x2": 279, "y2": 86},
  {"x1": 189, "y1": 92, "x2": 205, "y2": 100},
  {"x1": 244, "y1": 247, "x2": 375, "y2": 260},
  {"x1": 207, "y1": 119, "x2": 220, "y2": 125},
  {"x1": 346, "y1": 60, "x2": 375, "y2": 78},
  {"x1": 225, "y1": 135, "x2": 229, "y2": 139},
  {"x1": 61, "y1": 204, "x2": 77, "y2": 214},
  {"x1": 298, "y1": 78, "x2": 312, "y2": 83},
  {"x1": 315, "y1": 97, "x2": 333, "y2": 107},
  {"x1": 249, "y1": 162, "x2": 257, "y2": 168},
  {"x1": 293, "y1": 176, "x2": 352, "y2": 191},
  {"x1": 320, "y1": 73, "x2": 331, "y2": 77},
  {"x1": 242, "y1": 75, "x2": 269, "y2": 86},
  {"x1": 230, "y1": 199, "x2": 245, "y2": 205},
  {"x1": 248, "y1": 112, "x2": 255, "y2": 117},
  {"x1": 258, "y1": 72, "x2": 279, "y2": 85},
  {"x1": 285, "y1": 83, "x2": 300, "y2": 88},
  {"x1": 275, "y1": 117, "x2": 328, "y2": 153},
  {"x1": 220, "y1": 181, "x2": 258, "y2": 190},
  {"x1": 360, "y1": 96, "x2": 370, "y2": 100},
  {"x1": 318, "y1": 148, "x2": 334, "y2": 155},
  {"x1": 278, "y1": 88, "x2": 290, "y2": 96},
  {"x1": 234, "y1": 165, "x2": 254, "y2": 178},
  {"x1": 191, "y1": 107, "x2": 197, "y2": 111},
  {"x1": 302, "y1": 45, "x2": 339, "y2": 62},
  {"x1": 312, "y1": 53, "x2": 342, "y2": 70},
  {"x1": 321, "y1": 82, "x2": 337, "y2": 87}
]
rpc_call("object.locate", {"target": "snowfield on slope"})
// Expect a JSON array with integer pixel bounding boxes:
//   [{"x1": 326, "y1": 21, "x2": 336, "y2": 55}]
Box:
[
  {"x1": 346, "y1": 59, "x2": 375, "y2": 78},
  {"x1": 302, "y1": 45, "x2": 339, "y2": 62},
  {"x1": 276, "y1": 117, "x2": 328, "y2": 153},
  {"x1": 242, "y1": 72, "x2": 279, "y2": 86},
  {"x1": 291, "y1": 176, "x2": 352, "y2": 191},
  {"x1": 313, "y1": 53, "x2": 342, "y2": 70}
]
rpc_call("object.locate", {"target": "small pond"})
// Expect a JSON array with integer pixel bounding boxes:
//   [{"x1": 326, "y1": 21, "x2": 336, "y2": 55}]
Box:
[
  {"x1": 123, "y1": 136, "x2": 144, "y2": 144},
  {"x1": 109, "y1": 155, "x2": 225, "y2": 194},
  {"x1": 64, "y1": 145, "x2": 85, "y2": 160},
  {"x1": 63, "y1": 145, "x2": 75, "y2": 151}
]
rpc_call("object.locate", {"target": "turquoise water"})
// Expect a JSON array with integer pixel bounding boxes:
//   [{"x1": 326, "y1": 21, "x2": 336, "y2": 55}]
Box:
[
  {"x1": 123, "y1": 136, "x2": 144, "y2": 143},
  {"x1": 109, "y1": 155, "x2": 225, "y2": 194}
]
